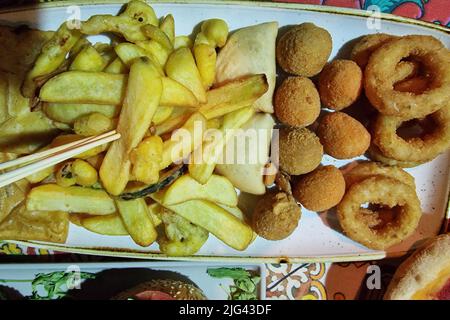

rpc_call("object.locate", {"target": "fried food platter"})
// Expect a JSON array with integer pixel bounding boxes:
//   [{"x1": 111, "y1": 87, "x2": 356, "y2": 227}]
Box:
[{"x1": 0, "y1": 1, "x2": 448, "y2": 262}]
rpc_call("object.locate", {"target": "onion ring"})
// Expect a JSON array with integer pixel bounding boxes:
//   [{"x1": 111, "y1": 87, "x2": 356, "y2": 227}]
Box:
[
  {"x1": 337, "y1": 176, "x2": 421, "y2": 250},
  {"x1": 344, "y1": 161, "x2": 416, "y2": 189},
  {"x1": 373, "y1": 106, "x2": 450, "y2": 162},
  {"x1": 365, "y1": 35, "x2": 450, "y2": 119},
  {"x1": 367, "y1": 145, "x2": 427, "y2": 168}
]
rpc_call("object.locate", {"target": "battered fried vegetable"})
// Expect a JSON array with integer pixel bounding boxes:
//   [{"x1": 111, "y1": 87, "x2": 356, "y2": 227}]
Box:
[
  {"x1": 121, "y1": 0, "x2": 158, "y2": 26},
  {"x1": 372, "y1": 106, "x2": 450, "y2": 162},
  {"x1": 337, "y1": 176, "x2": 422, "y2": 250},
  {"x1": 276, "y1": 23, "x2": 332, "y2": 77},
  {"x1": 274, "y1": 76, "x2": 320, "y2": 127},
  {"x1": 293, "y1": 165, "x2": 345, "y2": 212},
  {"x1": 278, "y1": 127, "x2": 323, "y2": 175},
  {"x1": 318, "y1": 60, "x2": 363, "y2": 110},
  {"x1": 157, "y1": 208, "x2": 209, "y2": 256},
  {"x1": 80, "y1": 15, "x2": 147, "y2": 42},
  {"x1": 252, "y1": 191, "x2": 301, "y2": 240},
  {"x1": 367, "y1": 145, "x2": 427, "y2": 168},
  {"x1": 100, "y1": 57, "x2": 162, "y2": 195},
  {"x1": 351, "y1": 33, "x2": 396, "y2": 69},
  {"x1": 317, "y1": 112, "x2": 370, "y2": 159},
  {"x1": 344, "y1": 161, "x2": 416, "y2": 189},
  {"x1": 364, "y1": 35, "x2": 450, "y2": 119},
  {"x1": 130, "y1": 135, "x2": 163, "y2": 185},
  {"x1": 73, "y1": 112, "x2": 115, "y2": 136},
  {"x1": 22, "y1": 22, "x2": 81, "y2": 97}
]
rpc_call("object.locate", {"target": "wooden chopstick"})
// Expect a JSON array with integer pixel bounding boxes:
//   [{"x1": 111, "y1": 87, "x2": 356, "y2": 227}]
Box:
[
  {"x1": 0, "y1": 131, "x2": 121, "y2": 188},
  {"x1": 0, "y1": 130, "x2": 117, "y2": 171}
]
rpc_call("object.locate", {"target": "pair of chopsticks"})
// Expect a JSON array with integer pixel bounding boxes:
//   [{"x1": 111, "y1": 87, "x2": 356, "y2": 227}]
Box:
[{"x1": 0, "y1": 130, "x2": 121, "y2": 188}]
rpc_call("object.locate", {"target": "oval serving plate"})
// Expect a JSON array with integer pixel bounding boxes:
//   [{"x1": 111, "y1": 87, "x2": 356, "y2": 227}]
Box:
[{"x1": 1, "y1": 1, "x2": 449, "y2": 263}]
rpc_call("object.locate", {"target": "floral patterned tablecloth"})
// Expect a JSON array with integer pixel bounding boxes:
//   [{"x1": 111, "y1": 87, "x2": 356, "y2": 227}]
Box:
[{"x1": 0, "y1": 0, "x2": 448, "y2": 300}]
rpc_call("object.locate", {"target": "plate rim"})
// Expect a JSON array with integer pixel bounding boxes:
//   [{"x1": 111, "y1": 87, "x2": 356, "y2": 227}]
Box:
[{"x1": 0, "y1": 0, "x2": 448, "y2": 262}]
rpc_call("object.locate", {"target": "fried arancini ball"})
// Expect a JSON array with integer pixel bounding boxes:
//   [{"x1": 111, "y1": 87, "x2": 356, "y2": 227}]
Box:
[
  {"x1": 252, "y1": 191, "x2": 301, "y2": 240},
  {"x1": 293, "y1": 165, "x2": 345, "y2": 212},
  {"x1": 317, "y1": 112, "x2": 370, "y2": 159},
  {"x1": 318, "y1": 59, "x2": 363, "y2": 110},
  {"x1": 276, "y1": 23, "x2": 332, "y2": 77},
  {"x1": 274, "y1": 76, "x2": 320, "y2": 127},
  {"x1": 351, "y1": 33, "x2": 396, "y2": 68},
  {"x1": 279, "y1": 127, "x2": 323, "y2": 175}
]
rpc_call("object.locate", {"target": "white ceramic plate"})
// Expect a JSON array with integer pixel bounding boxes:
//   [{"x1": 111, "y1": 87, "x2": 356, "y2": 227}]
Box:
[
  {"x1": 0, "y1": 261, "x2": 265, "y2": 299},
  {"x1": 1, "y1": 1, "x2": 449, "y2": 262}
]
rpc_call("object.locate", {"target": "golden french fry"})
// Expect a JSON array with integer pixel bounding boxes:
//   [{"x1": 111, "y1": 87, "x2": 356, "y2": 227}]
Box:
[
  {"x1": 70, "y1": 45, "x2": 106, "y2": 71},
  {"x1": 152, "y1": 191, "x2": 253, "y2": 251},
  {"x1": 193, "y1": 43, "x2": 216, "y2": 89},
  {"x1": 104, "y1": 57, "x2": 128, "y2": 74},
  {"x1": 163, "y1": 174, "x2": 237, "y2": 206},
  {"x1": 80, "y1": 15, "x2": 147, "y2": 42},
  {"x1": 40, "y1": 71, "x2": 127, "y2": 105},
  {"x1": 147, "y1": 202, "x2": 163, "y2": 226},
  {"x1": 199, "y1": 74, "x2": 268, "y2": 119},
  {"x1": 43, "y1": 102, "x2": 120, "y2": 124},
  {"x1": 135, "y1": 40, "x2": 170, "y2": 66},
  {"x1": 100, "y1": 57, "x2": 162, "y2": 195},
  {"x1": 115, "y1": 198, "x2": 157, "y2": 247},
  {"x1": 189, "y1": 106, "x2": 254, "y2": 184},
  {"x1": 85, "y1": 153, "x2": 105, "y2": 170},
  {"x1": 81, "y1": 214, "x2": 129, "y2": 236},
  {"x1": 26, "y1": 165, "x2": 54, "y2": 184},
  {"x1": 155, "y1": 109, "x2": 191, "y2": 136},
  {"x1": 40, "y1": 71, "x2": 197, "y2": 108},
  {"x1": 121, "y1": 0, "x2": 158, "y2": 26},
  {"x1": 165, "y1": 47, "x2": 206, "y2": 103},
  {"x1": 114, "y1": 43, "x2": 164, "y2": 73},
  {"x1": 152, "y1": 106, "x2": 173, "y2": 125},
  {"x1": 22, "y1": 22, "x2": 81, "y2": 97},
  {"x1": 26, "y1": 184, "x2": 116, "y2": 215},
  {"x1": 160, "y1": 112, "x2": 206, "y2": 169},
  {"x1": 200, "y1": 19, "x2": 229, "y2": 48},
  {"x1": 160, "y1": 14, "x2": 175, "y2": 45},
  {"x1": 142, "y1": 24, "x2": 173, "y2": 51}
]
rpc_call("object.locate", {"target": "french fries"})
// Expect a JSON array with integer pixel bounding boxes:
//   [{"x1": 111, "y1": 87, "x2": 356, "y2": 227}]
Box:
[
  {"x1": 100, "y1": 57, "x2": 162, "y2": 195},
  {"x1": 152, "y1": 191, "x2": 253, "y2": 251},
  {"x1": 160, "y1": 14, "x2": 175, "y2": 45},
  {"x1": 163, "y1": 174, "x2": 238, "y2": 206},
  {"x1": 114, "y1": 43, "x2": 164, "y2": 72},
  {"x1": 121, "y1": 0, "x2": 158, "y2": 26},
  {"x1": 26, "y1": 184, "x2": 116, "y2": 215},
  {"x1": 43, "y1": 103, "x2": 120, "y2": 124},
  {"x1": 174, "y1": 36, "x2": 193, "y2": 50},
  {"x1": 70, "y1": 45, "x2": 106, "y2": 71},
  {"x1": 81, "y1": 214, "x2": 129, "y2": 236},
  {"x1": 152, "y1": 106, "x2": 173, "y2": 125},
  {"x1": 115, "y1": 198, "x2": 157, "y2": 247},
  {"x1": 73, "y1": 112, "x2": 115, "y2": 136},
  {"x1": 22, "y1": 22, "x2": 81, "y2": 97},
  {"x1": 199, "y1": 74, "x2": 268, "y2": 119},
  {"x1": 135, "y1": 40, "x2": 170, "y2": 66},
  {"x1": 104, "y1": 57, "x2": 127, "y2": 74},
  {"x1": 160, "y1": 112, "x2": 206, "y2": 169},
  {"x1": 142, "y1": 24, "x2": 173, "y2": 51},
  {"x1": 165, "y1": 47, "x2": 206, "y2": 103},
  {"x1": 189, "y1": 106, "x2": 254, "y2": 184},
  {"x1": 80, "y1": 15, "x2": 147, "y2": 42},
  {"x1": 40, "y1": 71, "x2": 127, "y2": 105},
  {"x1": 40, "y1": 72, "x2": 198, "y2": 108}
]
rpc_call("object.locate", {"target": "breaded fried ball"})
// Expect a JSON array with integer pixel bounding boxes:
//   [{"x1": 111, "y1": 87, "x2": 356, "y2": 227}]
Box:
[
  {"x1": 252, "y1": 191, "x2": 301, "y2": 240},
  {"x1": 318, "y1": 59, "x2": 363, "y2": 110},
  {"x1": 293, "y1": 165, "x2": 345, "y2": 212},
  {"x1": 274, "y1": 76, "x2": 320, "y2": 127},
  {"x1": 279, "y1": 127, "x2": 323, "y2": 175},
  {"x1": 277, "y1": 23, "x2": 332, "y2": 77},
  {"x1": 317, "y1": 112, "x2": 370, "y2": 159},
  {"x1": 351, "y1": 33, "x2": 396, "y2": 68}
]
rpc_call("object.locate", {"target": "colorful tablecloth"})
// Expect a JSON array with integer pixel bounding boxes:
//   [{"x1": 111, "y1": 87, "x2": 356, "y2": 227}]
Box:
[{"x1": 0, "y1": 0, "x2": 448, "y2": 300}]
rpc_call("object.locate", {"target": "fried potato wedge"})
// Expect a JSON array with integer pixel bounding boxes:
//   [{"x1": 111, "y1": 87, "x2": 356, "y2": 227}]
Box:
[
  {"x1": 22, "y1": 23, "x2": 81, "y2": 97},
  {"x1": 155, "y1": 109, "x2": 191, "y2": 136},
  {"x1": 199, "y1": 74, "x2": 268, "y2": 119},
  {"x1": 163, "y1": 174, "x2": 238, "y2": 206},
  {"x1": 100, "y1": 57, "x2": 162, "y2": 195},
  {"x1": 152, "y1": 106, "x2": 173, "y2": 125},
  {"x1": 114, "y1": 43, "x2": 164, "y2": 73},
  {"x1": 0, "y1": 202, "x2": 68, "y2": 243},
  {"x1": 160, "y1": 14, "x2": 175, "y2": 45},
  {"x1": 104, "y1": 57, "x2": 127, "y2": 74},
  {"x1": 81, "y1": 214, "x2": 128, "y2": 236},
  {"x1": 40, "y1": 72, "x2": 197, "y2": 108},
  {"x1": 165, "y1": 47, "x2": 206, "y2": 103},
  {"x1": 142, "y1": 24, "x2": 173, "y2": 51},
  {"x1": 115, "y1": 198, "x2": 157, "y2": 247},
  {"x1": 43, "y1": 102, "x2": 120, "y2": 124},
  {"x1": 70, "y1": 45, "x2": 106, "y2": 71},
  {"x1": 160, "y1": 112, "x2": 206, "y2": 169},
  {"x1": 40, "y1": 71, "x2": 127, "y2": 105},
  {"x1": 152, "y1": 192, "x2": 253, "y2": 251},
  {"x1": 26, "y1": 184, "x2": 116, "y2": 215},
  {"x1": 135, "y1": 40, "x2": 170, "y2": 66}
]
